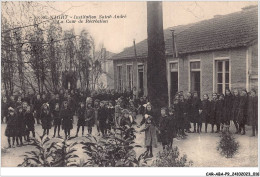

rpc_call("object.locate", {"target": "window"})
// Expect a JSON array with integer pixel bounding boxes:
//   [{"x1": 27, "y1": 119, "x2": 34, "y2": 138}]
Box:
[
  {"x1": 216, "y1": 60, "x2": 230, "y2": 94},
  {"x1": 126, "y1": 65, "x2": 133, "y2": 90},
  {"x1": 170, "y1": 63, "x2": 178, "y2": 72},
  {"x1": 190, "y1": 61, "x2": 200, "y2": 96},
  {"x1": 116, "y1": 65, "x2": 123, "y2": 92}
]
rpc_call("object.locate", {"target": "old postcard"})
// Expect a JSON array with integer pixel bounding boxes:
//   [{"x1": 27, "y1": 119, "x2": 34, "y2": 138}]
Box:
[{"x1": 1, "y1": 1, "x2": 259, "y2": 176}]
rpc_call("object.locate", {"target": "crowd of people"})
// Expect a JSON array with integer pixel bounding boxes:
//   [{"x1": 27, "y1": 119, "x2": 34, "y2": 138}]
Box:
[{"x1": 1, "y1": 88, "x2": 258, "y2": 158}]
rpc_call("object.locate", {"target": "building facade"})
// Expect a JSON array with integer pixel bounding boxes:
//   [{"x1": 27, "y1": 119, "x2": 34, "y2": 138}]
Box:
[{"x1": 111, "y1": 6, "x2": 258, "y2": 105}]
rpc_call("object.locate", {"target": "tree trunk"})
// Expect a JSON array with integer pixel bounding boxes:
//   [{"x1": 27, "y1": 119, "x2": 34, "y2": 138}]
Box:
[{"x1": 147, "y1": 1, "x2": 168, "y2": 109}]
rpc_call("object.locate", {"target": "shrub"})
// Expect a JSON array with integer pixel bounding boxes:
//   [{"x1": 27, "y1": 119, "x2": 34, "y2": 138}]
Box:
[
  {"x1": 152, "y1": 146, "x2": 193, "y2": 167},
  {"x1": 18, "y1": 135, "x2": 79, "y2": 167},
  {"x1": 51, "y1": 137, "x2": 79, "y2": 167},
  {"x1": 217, "y1": 131, "x2": 239, "y2": 158},
  {"x1": 81, "y1": 127, "x2": 150, "y2": 167}
]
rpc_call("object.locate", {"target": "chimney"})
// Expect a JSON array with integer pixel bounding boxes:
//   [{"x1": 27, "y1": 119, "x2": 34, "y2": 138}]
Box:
[{"x1": 170, "y1": 29, "x2": 178, "y2": 58}]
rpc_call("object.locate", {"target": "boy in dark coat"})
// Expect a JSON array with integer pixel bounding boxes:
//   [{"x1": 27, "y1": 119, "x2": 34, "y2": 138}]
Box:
[
  {"x1": 159, "y1": 107, "x2": 170, "y2": 149},
  {"x1": 200, "y1": 94, "x2": 211, "y2": 133},
  {"x1": 237, "y1": 89, "x2": 248, "y2": 135},
  {"x1": 210, "y1": 93, "x2": 218, "y2": 133},
  {"x1": 106, "y1": 101, "x2": 115, "y2": 131},
  {"x1": 40, "y1": 103, "x2": 52, "y2": 137},
  {"x1": 24, "y1": 106, "x2": 35, "y2": 141},
  {"x1": 52, "y1": 103, "x2": 61, "y2": 138},
  {"x1": 60, "y1": 101, "x2": 73, "y2": 139},
  {"x1": 216, "y1": 94, "x2": 225, "y2": 132},
  {"x1": 223, "y1": 89, "x2": 233, "y2": 131},
  {"x1": 16, "y1": 106, "x2": 26, "y2": 146},
  {"x1": 178, "y1": 95, "x2": 188, "y2": 137},
  {"x1": 98, "y1": 101, "x2": 108, "y2": 136},
  {"x1": 33, "y1": 94, "x2": 42, "y2": 124},
  {"x1": 191, "y1": 92, "x2": 201, "y2": 133},
  {"x1": 232, "y1": 89, "x2": 240, "y2": 133},
  {"x1": 168, "y1": 107, "x2": 177, "y2": 147},
  {"x1": 76, "y1": 102, "x2": 86, "y2": 137},
  {"x1": 5, "y1": 107, "x2": 17, "y2": 148},
  {"x1": 247, "y1": 89, "x2": 258, "y2": 136}
]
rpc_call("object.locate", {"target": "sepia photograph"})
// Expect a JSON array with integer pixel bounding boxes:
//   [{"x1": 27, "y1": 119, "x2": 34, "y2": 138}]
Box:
[{"x1": 0, "y1": 1, "x2": 259, "y2": 175}]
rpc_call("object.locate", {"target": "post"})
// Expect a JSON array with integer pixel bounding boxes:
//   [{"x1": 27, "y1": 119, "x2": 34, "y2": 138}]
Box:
[{"x1": 147, "y1": 1, "x2": 168, "y2": 113}]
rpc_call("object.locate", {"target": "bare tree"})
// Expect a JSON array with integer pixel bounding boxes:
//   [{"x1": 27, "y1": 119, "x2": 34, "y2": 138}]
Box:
[
  {"x1": 76, "y1": 29, "x2": 92, "y2": 91},
  {"x1": 47, "y1": 21, "x2": 63, "y2": 92}
]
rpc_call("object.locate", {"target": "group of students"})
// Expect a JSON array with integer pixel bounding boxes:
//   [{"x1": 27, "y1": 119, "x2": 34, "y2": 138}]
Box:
[
  {"x1": 1, "y1": 89, "x2": 140, "y2": 148},
  {"x1": 135, "y1": 88, "x2": 258, "y2": 157},
  {"x1": 1, "y1": 88, "x2": 258, "y2": 156}
]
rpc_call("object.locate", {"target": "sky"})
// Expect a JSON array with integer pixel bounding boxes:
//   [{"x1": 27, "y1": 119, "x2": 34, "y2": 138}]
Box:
[{"x1": 3, "y1": 1, "x2": 258, "y2": 53}]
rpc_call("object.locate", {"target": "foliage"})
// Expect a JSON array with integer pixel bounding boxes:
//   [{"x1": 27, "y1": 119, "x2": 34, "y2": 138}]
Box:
[
  {"x1": 217, "y1": 131, "x2": 239, "y2": 158},
  {"x1": 1, "y1": 2, "x2": 98, "y2": 95},
  {"x1": 51, "y1": 137, "x2": 79, "y2": 167},
  {"x1": 81, "y1": 127, "x2": 151, "y2": 167},
  {"x1": 151, "y1": 146, "x2": 193, "y2": 167},
  {"x1": 18, "y1": 135, "x2": 55, "y2": 167},
  {"x1": 18, "y1": 135, "x2": 79, "y2": 167}
]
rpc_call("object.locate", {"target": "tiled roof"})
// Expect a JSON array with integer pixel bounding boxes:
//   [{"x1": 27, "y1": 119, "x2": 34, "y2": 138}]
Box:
[{"x1": 111, "y1": 6, "x2": 257, "y2": 60}]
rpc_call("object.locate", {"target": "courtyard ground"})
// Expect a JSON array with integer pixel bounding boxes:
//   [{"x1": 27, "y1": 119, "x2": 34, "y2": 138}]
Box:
[{"x1": 1, "y1": 115, "x2": 258, "y2": 167}]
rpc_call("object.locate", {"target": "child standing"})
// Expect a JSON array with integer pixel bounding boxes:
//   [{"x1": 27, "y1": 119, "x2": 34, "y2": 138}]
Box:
[
  {"x1": 192, "y1": 92, "x2": 201, "y2": 133},
  {"x1": 247, "y1": 89, "x2": 258, "y2": 136},
  {"x1": 33, "y1": 94, "x2": 42, "y2": 125},
  {"x1": 210, "y1": 93, "x2": 218, "y2": 133},
  {"x1": 185, "y1": 92, "x2": 193, "y2": 133},
  {"x1": 223, "y1": 89, "x2": 233, "y2": 132},
  {"x1": 216, "y1": 94, "x2": 224, "y2": 133},
  {"x1": 237, "y1": 89, "x2": 248, "y2": 135},
  {"x1": 115, "y1": 99, "x2": 122, "y2": 127},
  {"x1": 85, "y1": 103, "x2": 95, "y2": 135},
  {"x1": 178, "y1": 95, "x2": 187, "y2": 137},
  {"x1": 16, "y1": 106, "x2": 25, "y2": 146},
  {"x1": 159, "y1": 107, "x2": 170, "y2": 150},
  {"x1": 24, "y1": 106, "x2": 35, "y2": 141},
  {"x1": 232, "y1": 89, "x2": 240, "y2": 134},
  {"x1": 52, "y1": 103, "x2": 61, "y2": 138},
  {"x1": 5, "y1": 107, "x2": 17, "y2": 148},
  {"x1": 40, "y1": 103, "x2": 52, "y2": 137},
  {"x1": 139, "y1": 115, "x2": 158, "y2": 158},
  {"x1": 98, "y1": 101, "x2": 108, "y2": 136},
  {"x1": 60, "y1": 101, "x2": 73, "y2": 139},
  {"x1": 106, "y1": 101, "x2": 115, "y2": 132},
  {"x1": 76, "y1": 102, "x2": 86, "y2": 137},
  {"x1": 200, "y1": 94, "x2": 211, "y2": 133},
  {"x1": 94, "y1": 99, "x2": 101, "y2": 136},
  {"x1": 168, "y1": 107, "x2": 177, "y2": 147}
]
